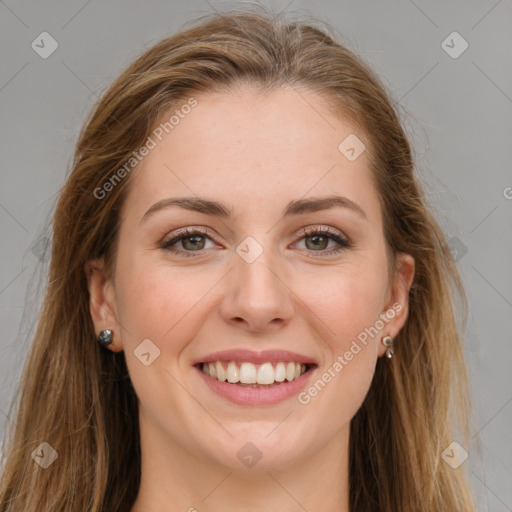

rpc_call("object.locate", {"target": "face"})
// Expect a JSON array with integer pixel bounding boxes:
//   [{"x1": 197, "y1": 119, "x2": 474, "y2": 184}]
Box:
[{"x1": 88, "y1": 86, "x2": 414, "y2": 472}]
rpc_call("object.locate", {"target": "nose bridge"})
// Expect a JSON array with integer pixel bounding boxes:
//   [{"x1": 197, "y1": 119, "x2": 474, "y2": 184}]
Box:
[{"x1": 220, "y1": 232, "x2": 295, "y2": 330}]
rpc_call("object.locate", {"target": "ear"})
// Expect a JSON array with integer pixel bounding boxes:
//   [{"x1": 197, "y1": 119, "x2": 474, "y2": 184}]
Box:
[
  {"x1": 378, "y1": 252, "x2": 415, "y2": 357},
  {"x1": 85, "y1": 259, "x2": 124, "y2": 352}
]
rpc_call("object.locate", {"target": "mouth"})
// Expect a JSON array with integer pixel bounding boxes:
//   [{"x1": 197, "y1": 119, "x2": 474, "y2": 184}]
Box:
[{"x1": 193, "y1": 357, "x2": 318, "y2": 406}]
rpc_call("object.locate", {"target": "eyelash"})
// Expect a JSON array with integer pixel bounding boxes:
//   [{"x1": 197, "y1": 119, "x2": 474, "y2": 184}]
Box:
[{"x1": 159, "y1": 226, "x2": 352, "y2": 258}]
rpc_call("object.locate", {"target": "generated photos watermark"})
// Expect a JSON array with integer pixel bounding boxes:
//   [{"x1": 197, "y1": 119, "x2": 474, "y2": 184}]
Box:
[
  {"x1": 93, "y1": 97, "x2": 197, "y2": 200},
  {"x1": 298, "y1": 301, "x2": 403, "y2": 405}
]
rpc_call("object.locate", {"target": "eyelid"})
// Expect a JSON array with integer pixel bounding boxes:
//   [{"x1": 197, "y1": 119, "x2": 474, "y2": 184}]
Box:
[{"x1": 295, "y1": 225, "x2": 350, "y2": 242}]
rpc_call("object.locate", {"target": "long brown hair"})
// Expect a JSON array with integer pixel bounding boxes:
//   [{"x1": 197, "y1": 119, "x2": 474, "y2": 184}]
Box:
[{"x1": 0, "y1": 7, "x2": 476, "y2": 511}]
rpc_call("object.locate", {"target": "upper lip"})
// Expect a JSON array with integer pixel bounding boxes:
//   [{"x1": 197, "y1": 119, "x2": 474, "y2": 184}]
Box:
[{"x1": 192, "y1": 349, "x2": 318, "y2": 366}]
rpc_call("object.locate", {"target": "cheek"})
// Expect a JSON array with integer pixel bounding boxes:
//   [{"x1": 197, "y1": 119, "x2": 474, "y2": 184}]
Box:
[
  {"x1": 299, "y1": 264, "x2": 387, "y2": 347},
  {"x1": 294, "y1": 270, "x2": 384, "y2": 424},
  {"x1": 114, "y1": 256, "x2": 215, "y2": 351}
]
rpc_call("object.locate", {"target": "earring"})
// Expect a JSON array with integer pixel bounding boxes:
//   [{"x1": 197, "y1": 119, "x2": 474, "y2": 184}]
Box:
[
  {"x1": 98, "y1": 329, "x2": 113, "y2": 347},
  {"x1": 382, "y1": 335, "x2": 394, "y2": 358}
]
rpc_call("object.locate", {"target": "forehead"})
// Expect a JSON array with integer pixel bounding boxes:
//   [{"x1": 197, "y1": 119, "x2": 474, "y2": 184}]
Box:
[{"x1": 123, "y1": 86, "x2": 381, "y2": 226}]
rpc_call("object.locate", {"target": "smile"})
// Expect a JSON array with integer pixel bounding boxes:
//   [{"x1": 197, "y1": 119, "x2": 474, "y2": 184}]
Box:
[{"x1": 194, "y1": 359, "x2": 317, "y2": 406}]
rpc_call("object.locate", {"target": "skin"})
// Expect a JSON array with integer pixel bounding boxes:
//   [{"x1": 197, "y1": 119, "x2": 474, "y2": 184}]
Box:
[{"x1": 88, "y1": 85, "x2": 415, "y2": 512}]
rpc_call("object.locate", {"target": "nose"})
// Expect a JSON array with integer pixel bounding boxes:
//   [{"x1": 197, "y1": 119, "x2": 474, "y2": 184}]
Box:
[{"x1": 219, "y1": 251, "x2": 295, "y2": 333}]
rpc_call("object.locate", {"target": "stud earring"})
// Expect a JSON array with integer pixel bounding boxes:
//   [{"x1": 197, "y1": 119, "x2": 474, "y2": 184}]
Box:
[
  {"x1": 382, "y1": 335, "x2": 394, "y2": 358},
  {"x1": 98, "y1": 329, "x2": 113, "y2": 347}
]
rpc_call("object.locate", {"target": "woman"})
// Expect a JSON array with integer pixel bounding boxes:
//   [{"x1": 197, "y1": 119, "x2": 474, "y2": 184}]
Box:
[{"x1": 0, "y1": 9, "x2": 475, "y2": 511}]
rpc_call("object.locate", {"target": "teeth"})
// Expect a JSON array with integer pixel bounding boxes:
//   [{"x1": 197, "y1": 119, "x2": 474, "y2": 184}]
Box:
[
  {"x1": 285, "y1": 362, "x2": 295, "y2": 381},
  {"x1": 215, "y1": 361, "x2": 226, "y2": 382},
  {"x1": 275, "y1": 362, "x2": 286, "y2": 382},
  {"x1": 240, "y1": 362, "x2": 257, "y2": 384},
  {"x1": 257, "y1": 362, "x2": 275, "y2": 385},
  {"x1": 226, "y1": 362, "x2": 239, "y2": 383},
  {"x1": 201, "y1": 361, "x2": 308, "y2": 385}
]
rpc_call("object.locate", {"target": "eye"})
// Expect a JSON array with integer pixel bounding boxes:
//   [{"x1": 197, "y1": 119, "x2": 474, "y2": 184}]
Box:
[
  {"x1": 160, "y1": 227, "x2": 217, "y2": 257},
  {"x1": 160, "y1": 226, "x2": 352, "y2": 257},
  {"x1": 293, "y1": 226, "x2": 352, "y2": 257}
]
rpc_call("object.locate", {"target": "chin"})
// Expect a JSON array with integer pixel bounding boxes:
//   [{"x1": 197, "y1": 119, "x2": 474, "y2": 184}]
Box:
[{"x1": 195, "y1": 424, "x2": 316, "y2": 472}]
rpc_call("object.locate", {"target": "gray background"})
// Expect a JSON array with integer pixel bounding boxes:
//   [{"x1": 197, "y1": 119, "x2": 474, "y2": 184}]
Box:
[{"x1": 0, "y1": 0, "x2": 511, "y2": 510}]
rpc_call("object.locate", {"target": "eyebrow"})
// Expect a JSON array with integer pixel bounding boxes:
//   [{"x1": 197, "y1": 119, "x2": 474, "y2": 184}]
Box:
[{"x1": 140, "y1": 195, "x2": 368, "y2": 223}]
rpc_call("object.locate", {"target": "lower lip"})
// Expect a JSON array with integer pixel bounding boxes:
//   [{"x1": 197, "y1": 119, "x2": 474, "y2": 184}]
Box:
[{"x1": 195, "y1": 365, "x2": 316, "y2": 406}]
